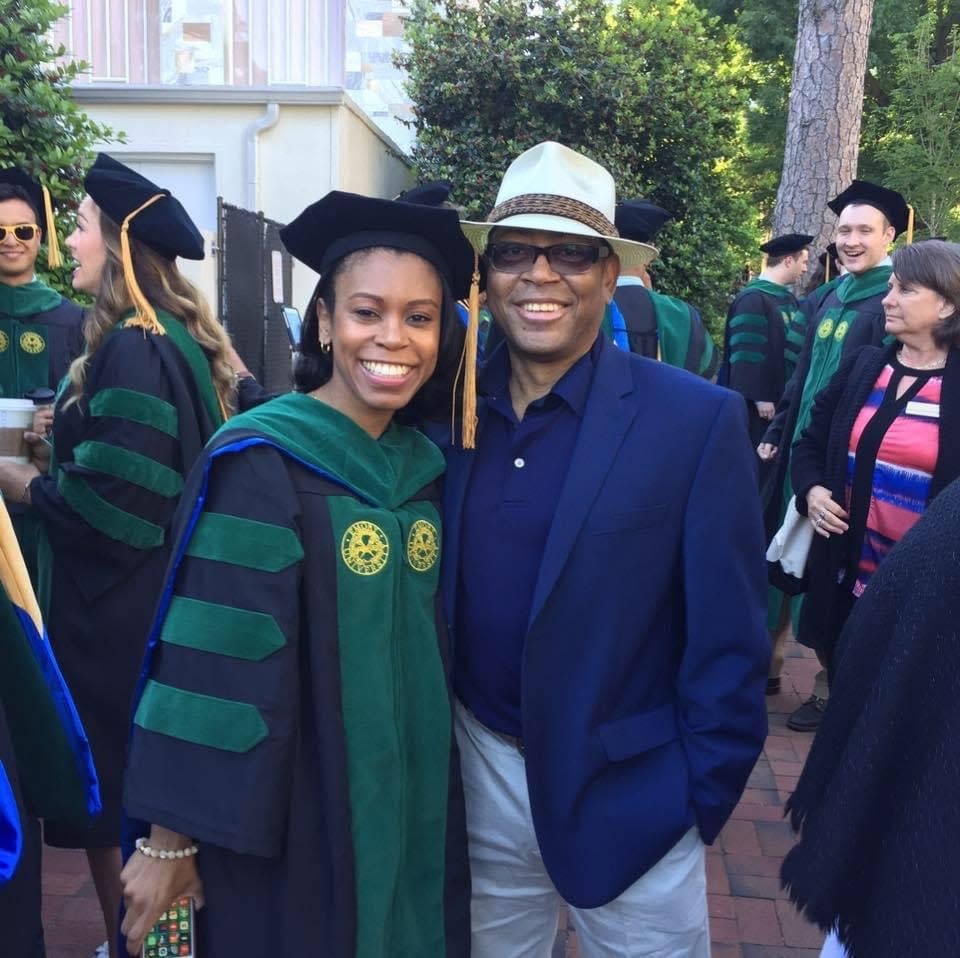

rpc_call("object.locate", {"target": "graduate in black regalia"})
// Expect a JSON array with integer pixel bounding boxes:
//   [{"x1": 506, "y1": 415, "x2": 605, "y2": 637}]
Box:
[
  {"x1": 0, "y1": 153, "x2": 235, "y2": 953},
  {"x1": 0, "y1": 169, "x2": 86, "y2": 584},
  {"x1": 120, "y1": 191, "x2": 476, "y2": 958}
]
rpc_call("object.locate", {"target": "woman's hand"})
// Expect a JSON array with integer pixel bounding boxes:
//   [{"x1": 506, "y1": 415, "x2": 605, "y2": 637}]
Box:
[
  {"x1": 31, "y1": 406, "x2": 54, "y2": 437},
  {"x1": 24, "y1": 430, "x2": 51, "y2": 473},
  {"x1": 120, "y1": 827, "x2": 205, "y2": 956},
  {"x1": 757, "y1": 442, "x2": 778, "y2": 462},
  {"x1": 0, "y1": 460, "x2": 41, "y2": 503},
  {"x1": 806, "y1": 484, "x2": 849, "y2": 538}
]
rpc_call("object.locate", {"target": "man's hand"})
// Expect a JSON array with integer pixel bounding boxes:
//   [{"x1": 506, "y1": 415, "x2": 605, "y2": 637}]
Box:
[
  {"x1": 754, "y1": 401, "x2": 776, "y2": 421},
  {"x1": 757, "y1": 443, "x2": 778, "y2": 462}
]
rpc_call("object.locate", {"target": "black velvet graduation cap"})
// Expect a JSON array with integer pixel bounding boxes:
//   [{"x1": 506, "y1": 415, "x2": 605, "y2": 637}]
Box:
[
  {"x1": 0, "y1": 167, "x2": 64, "y2": 268},
  {"x1": 281, "y1": 190, "x2": 481, "y2": 447},
  {"x1": 280, "y1": 190, "x2": 475, "y2": 300},
  {"x1": 760, "y1": 233, "x2": 813, "y2": 256},
  {"x1": 615, "y1": 200, "x2": 673, "y2": 244},
  {"x1": 393, "y1": 180, "x2": 453, "y2": 207},
  {"x1": 818, "y1": 243, "x2": 840, "y2": 280},
  {"x1": 84, "y1": 154, "x2": 204, "y2": 261},
  {"x1": 827, "y1": 180, "x2": 910, "y2": 237}
]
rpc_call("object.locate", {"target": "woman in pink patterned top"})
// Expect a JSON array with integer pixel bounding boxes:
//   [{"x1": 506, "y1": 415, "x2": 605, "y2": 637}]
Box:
[{"x1": 790, "y1": 240, "x2": 960, "y2": 669}]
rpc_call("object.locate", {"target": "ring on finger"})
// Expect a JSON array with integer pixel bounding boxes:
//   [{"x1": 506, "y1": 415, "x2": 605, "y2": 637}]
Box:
[{"x1": 816, "y1": 509, "x2": 826, "y2": 521}]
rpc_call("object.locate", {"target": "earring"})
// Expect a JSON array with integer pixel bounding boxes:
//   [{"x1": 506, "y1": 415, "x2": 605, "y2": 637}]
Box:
[{"x1": 320, "y1": 340, "x2": 331, "y2": 354}]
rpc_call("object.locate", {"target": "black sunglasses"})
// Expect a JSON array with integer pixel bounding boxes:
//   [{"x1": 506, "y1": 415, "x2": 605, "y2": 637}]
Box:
[
  {"x1": 486, "y1": 241, "x2": 611, "y2": 275},
  {"x1": 0, "y1": 223, "x2": 41, "y2": 243}
]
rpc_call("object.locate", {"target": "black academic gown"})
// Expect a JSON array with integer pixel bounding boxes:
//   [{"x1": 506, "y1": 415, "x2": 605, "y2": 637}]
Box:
[
  {"x1": 124, "y1": 394, "x2": 470, "y2": 958},
  {"x1": 30, "y1": 312, "x2": 220, "y2": 846}
]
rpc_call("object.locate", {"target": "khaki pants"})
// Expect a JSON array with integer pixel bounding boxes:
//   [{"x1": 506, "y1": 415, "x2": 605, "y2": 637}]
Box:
[{"x1": 454, "y1": 702, "x2": 710, "y2": 958}]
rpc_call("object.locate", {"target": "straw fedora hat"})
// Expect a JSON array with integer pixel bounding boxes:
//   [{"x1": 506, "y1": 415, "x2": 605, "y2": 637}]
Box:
[{"x1": 460, "y1": 142, "x2": 657, "y2": 270}]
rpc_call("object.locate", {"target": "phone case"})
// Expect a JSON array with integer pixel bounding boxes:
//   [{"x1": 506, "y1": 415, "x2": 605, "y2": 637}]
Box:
[{"x1": 141, "y1": 896, "x2": 195, "y2": 958}]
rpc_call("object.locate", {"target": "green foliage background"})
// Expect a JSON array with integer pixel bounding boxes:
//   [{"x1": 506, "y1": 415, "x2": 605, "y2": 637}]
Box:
[
  {"x1": 703, "y1": 0, "x2": 960, "y2": 239},
  {"x1": 0, "y1": 0, "x2": 120, "y2": 295},
  {"x1": 399, "y1": 0, "x2": 763, "y2": 336}
]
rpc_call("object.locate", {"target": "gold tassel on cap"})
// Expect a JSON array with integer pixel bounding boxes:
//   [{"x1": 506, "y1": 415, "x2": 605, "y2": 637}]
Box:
[
  {"x1": 825, "y1": 254, "x2": 831, "y2": 283},
  {"x1": 40, "y1": 186, "x2": 63, "y2": 270},
  {"x1": 461, "y1": 254, "x2": 481, "y2": 448},
  {"x1": 906, "y1": 205, "x2": 915, "y2": 245},
  {"x1": 452, "y1": 253, "x2": 481, "y2": 449},
  {"x1": 120, "y1": 193, "x2": 166, "y2": 335}
]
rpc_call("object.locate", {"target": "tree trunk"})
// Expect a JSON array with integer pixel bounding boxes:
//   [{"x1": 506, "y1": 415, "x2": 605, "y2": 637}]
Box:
[{"x1": 772, "y1": 0, "x2": 876, "y2": 273}]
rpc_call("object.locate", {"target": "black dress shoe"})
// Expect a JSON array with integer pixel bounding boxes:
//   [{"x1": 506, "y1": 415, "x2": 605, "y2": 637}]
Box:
[
  {"x1": 787, "y1": 694, "x2": 827, "y2": 732},
  {"x1": 765, "y1": 677, "x2": 781, "y2": 696}
]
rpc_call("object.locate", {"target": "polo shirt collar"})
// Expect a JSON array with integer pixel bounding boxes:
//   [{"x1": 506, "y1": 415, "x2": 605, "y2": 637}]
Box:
[{"x1": 480, "y1": 333, "x2": 601, "y2": 418}]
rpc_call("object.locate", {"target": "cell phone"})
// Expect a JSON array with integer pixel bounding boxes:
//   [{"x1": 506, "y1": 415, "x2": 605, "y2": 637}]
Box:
[
  {"x1": 142, "y1": 896, "x2": 195, "y2": 958},
  {"x1": 281, "y1": 306, "x2": 303, "y2": 350}
]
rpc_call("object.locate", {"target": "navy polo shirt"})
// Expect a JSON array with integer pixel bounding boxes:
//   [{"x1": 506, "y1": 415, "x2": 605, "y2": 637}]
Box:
[{"x1": 454, "y1": 337, "x2": 599, "y2": 737}]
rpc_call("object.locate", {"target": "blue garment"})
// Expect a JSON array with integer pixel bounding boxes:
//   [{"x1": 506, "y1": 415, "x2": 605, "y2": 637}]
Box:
[
  {"x1": 606, "y1": 299, "x2": 630, "y2": 352},
  {"x1": 0, "y1": 760, "x2": 21, "y2": 883},
  {"x1": 440, "y1": 333, "x2": 769, "y2": 908},
  {"x1": 455, "y1": 340, "x2": 596, "y2": 737}
]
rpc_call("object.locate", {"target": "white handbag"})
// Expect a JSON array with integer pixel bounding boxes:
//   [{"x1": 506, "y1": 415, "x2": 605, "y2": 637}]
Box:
[{"x1": 766, "y1": 499, "x2": 814, "y2": 589}]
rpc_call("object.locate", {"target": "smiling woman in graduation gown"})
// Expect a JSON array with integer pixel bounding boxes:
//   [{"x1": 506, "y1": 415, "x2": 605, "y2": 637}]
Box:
[{"x1": 120, "y1": 191, "x2": 475, "y2": 958}]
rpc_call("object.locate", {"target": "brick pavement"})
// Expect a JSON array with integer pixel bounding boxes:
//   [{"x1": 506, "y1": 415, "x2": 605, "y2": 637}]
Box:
[{"x1": 41, "y1": 639, "x2": 825, "y2": 958}]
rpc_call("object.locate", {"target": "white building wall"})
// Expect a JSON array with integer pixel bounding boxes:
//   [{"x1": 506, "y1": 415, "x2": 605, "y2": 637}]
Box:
[{"x1": 72, "y1": 88, "x2": 412, "y2": 314}]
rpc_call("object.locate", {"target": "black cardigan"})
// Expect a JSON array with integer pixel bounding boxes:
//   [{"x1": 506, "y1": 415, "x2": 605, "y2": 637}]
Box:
[
  {"x1": 790, "y1": 341, "x2": 960, "y2": 655},
  {"x1": 781, "y1": 475, "x2": 960, "y2": 957}
]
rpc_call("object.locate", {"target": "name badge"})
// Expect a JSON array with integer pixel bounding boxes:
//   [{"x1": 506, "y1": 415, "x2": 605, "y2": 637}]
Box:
[{"x1": 905, "y1": 401, "x2": 940, "y2": 419}]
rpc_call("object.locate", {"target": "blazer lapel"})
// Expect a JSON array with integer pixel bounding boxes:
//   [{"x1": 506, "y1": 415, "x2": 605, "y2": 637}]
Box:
[
  {"x1": 528, "y1": 338, "x2": 639, "y2": 628},
  {"x1": 440, "y1": 414, "x2": 482, "y2": 624}
]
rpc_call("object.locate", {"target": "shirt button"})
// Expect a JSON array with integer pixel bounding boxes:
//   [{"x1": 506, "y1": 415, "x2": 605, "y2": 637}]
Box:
[{"x1": 514, "y1": 457, "x2": 525, "y2": 469}]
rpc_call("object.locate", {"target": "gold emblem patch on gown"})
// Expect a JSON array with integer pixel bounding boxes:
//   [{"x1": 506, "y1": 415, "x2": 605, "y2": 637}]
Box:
[
  {"x1": 407, "y1": 519, "x2": 439, "y2": 572},
  {"x1": 341, "y1": 520, "x2": 389, "y2": 575},
  {"x1": 19, "y1": 331, "x2": 45, "y2": 354},
  {"x1": 0, "y1": 331, "x2": 8, "y2": 352},
  {"x1": 817, "y1": 318, "x2": 834, "y2": 339}
]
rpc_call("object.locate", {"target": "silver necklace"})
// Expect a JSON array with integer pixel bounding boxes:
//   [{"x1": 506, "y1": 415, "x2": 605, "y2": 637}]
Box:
[{"x1": 898, "y1": 349, "x2": 947, "y2": 370}]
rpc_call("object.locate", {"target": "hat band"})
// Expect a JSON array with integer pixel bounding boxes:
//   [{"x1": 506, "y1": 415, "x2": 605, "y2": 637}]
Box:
[{"x1": 488, "y1": 194, "x2": 618, "y2": 237}]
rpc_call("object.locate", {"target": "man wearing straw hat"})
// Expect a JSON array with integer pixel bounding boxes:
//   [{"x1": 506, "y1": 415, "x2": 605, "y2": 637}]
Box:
[
  {"x1": 0, "y1": 169, "x2": 85, "y2": 581},
  {"x1": 758, "y1": 180, "x2": 910, "y2": 733},
  {"x1": 443, "y1": 141, "x2": 769, "y2": 956}
]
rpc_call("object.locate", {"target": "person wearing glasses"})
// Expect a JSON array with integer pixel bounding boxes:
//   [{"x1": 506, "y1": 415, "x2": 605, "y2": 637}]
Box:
[
  {"x1": 441, "y1": 142, "x2": 769, "y2": 957},
  {"x1": 0, "y1": 166, "x2": 86, "y2": 957},
  {"x1": 0, "y1": 154, "x2": 235, "y2": 957},
  {"x1": 0, "y1": 170, "x2": 86, "y2": 575}
]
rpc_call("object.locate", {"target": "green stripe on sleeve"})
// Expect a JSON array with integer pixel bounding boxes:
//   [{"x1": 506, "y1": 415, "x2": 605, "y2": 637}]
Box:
[
  {"x1": 185, "y1": 513, "x2": 304, "y2": 572},
  {"x1": 161, "y1": 595, "x2": 287, "y2": 661},
  {"x1": 729, "y1": 349, "x2": 765, "y2": 365},
  {"x1": 729, "y1": 313, "x2": 767, "y2": 330},
  {"x1": 786, "y1": 329, "x2": 807, "y2": 348},
  {"x1": 729, "y1": 331, "x2": 767, "y2": 347},
  {"x1": 73, "y1": 441, "x2": 184, "y2": 498},
  {"x1": 90, "y1": 388, "x2": 178, "y2": 437},
  {"x1": 134, "y1": 680, "x2": 268, "y2": 753},
  {"x1": 57, "y1": 472, "x2": 164, "y2": 549}
]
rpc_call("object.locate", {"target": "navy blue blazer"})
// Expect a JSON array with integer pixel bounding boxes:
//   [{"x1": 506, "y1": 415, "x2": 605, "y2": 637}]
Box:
[{"x1": 441, "y1": 334, "x2": 769, "y2": 908}]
